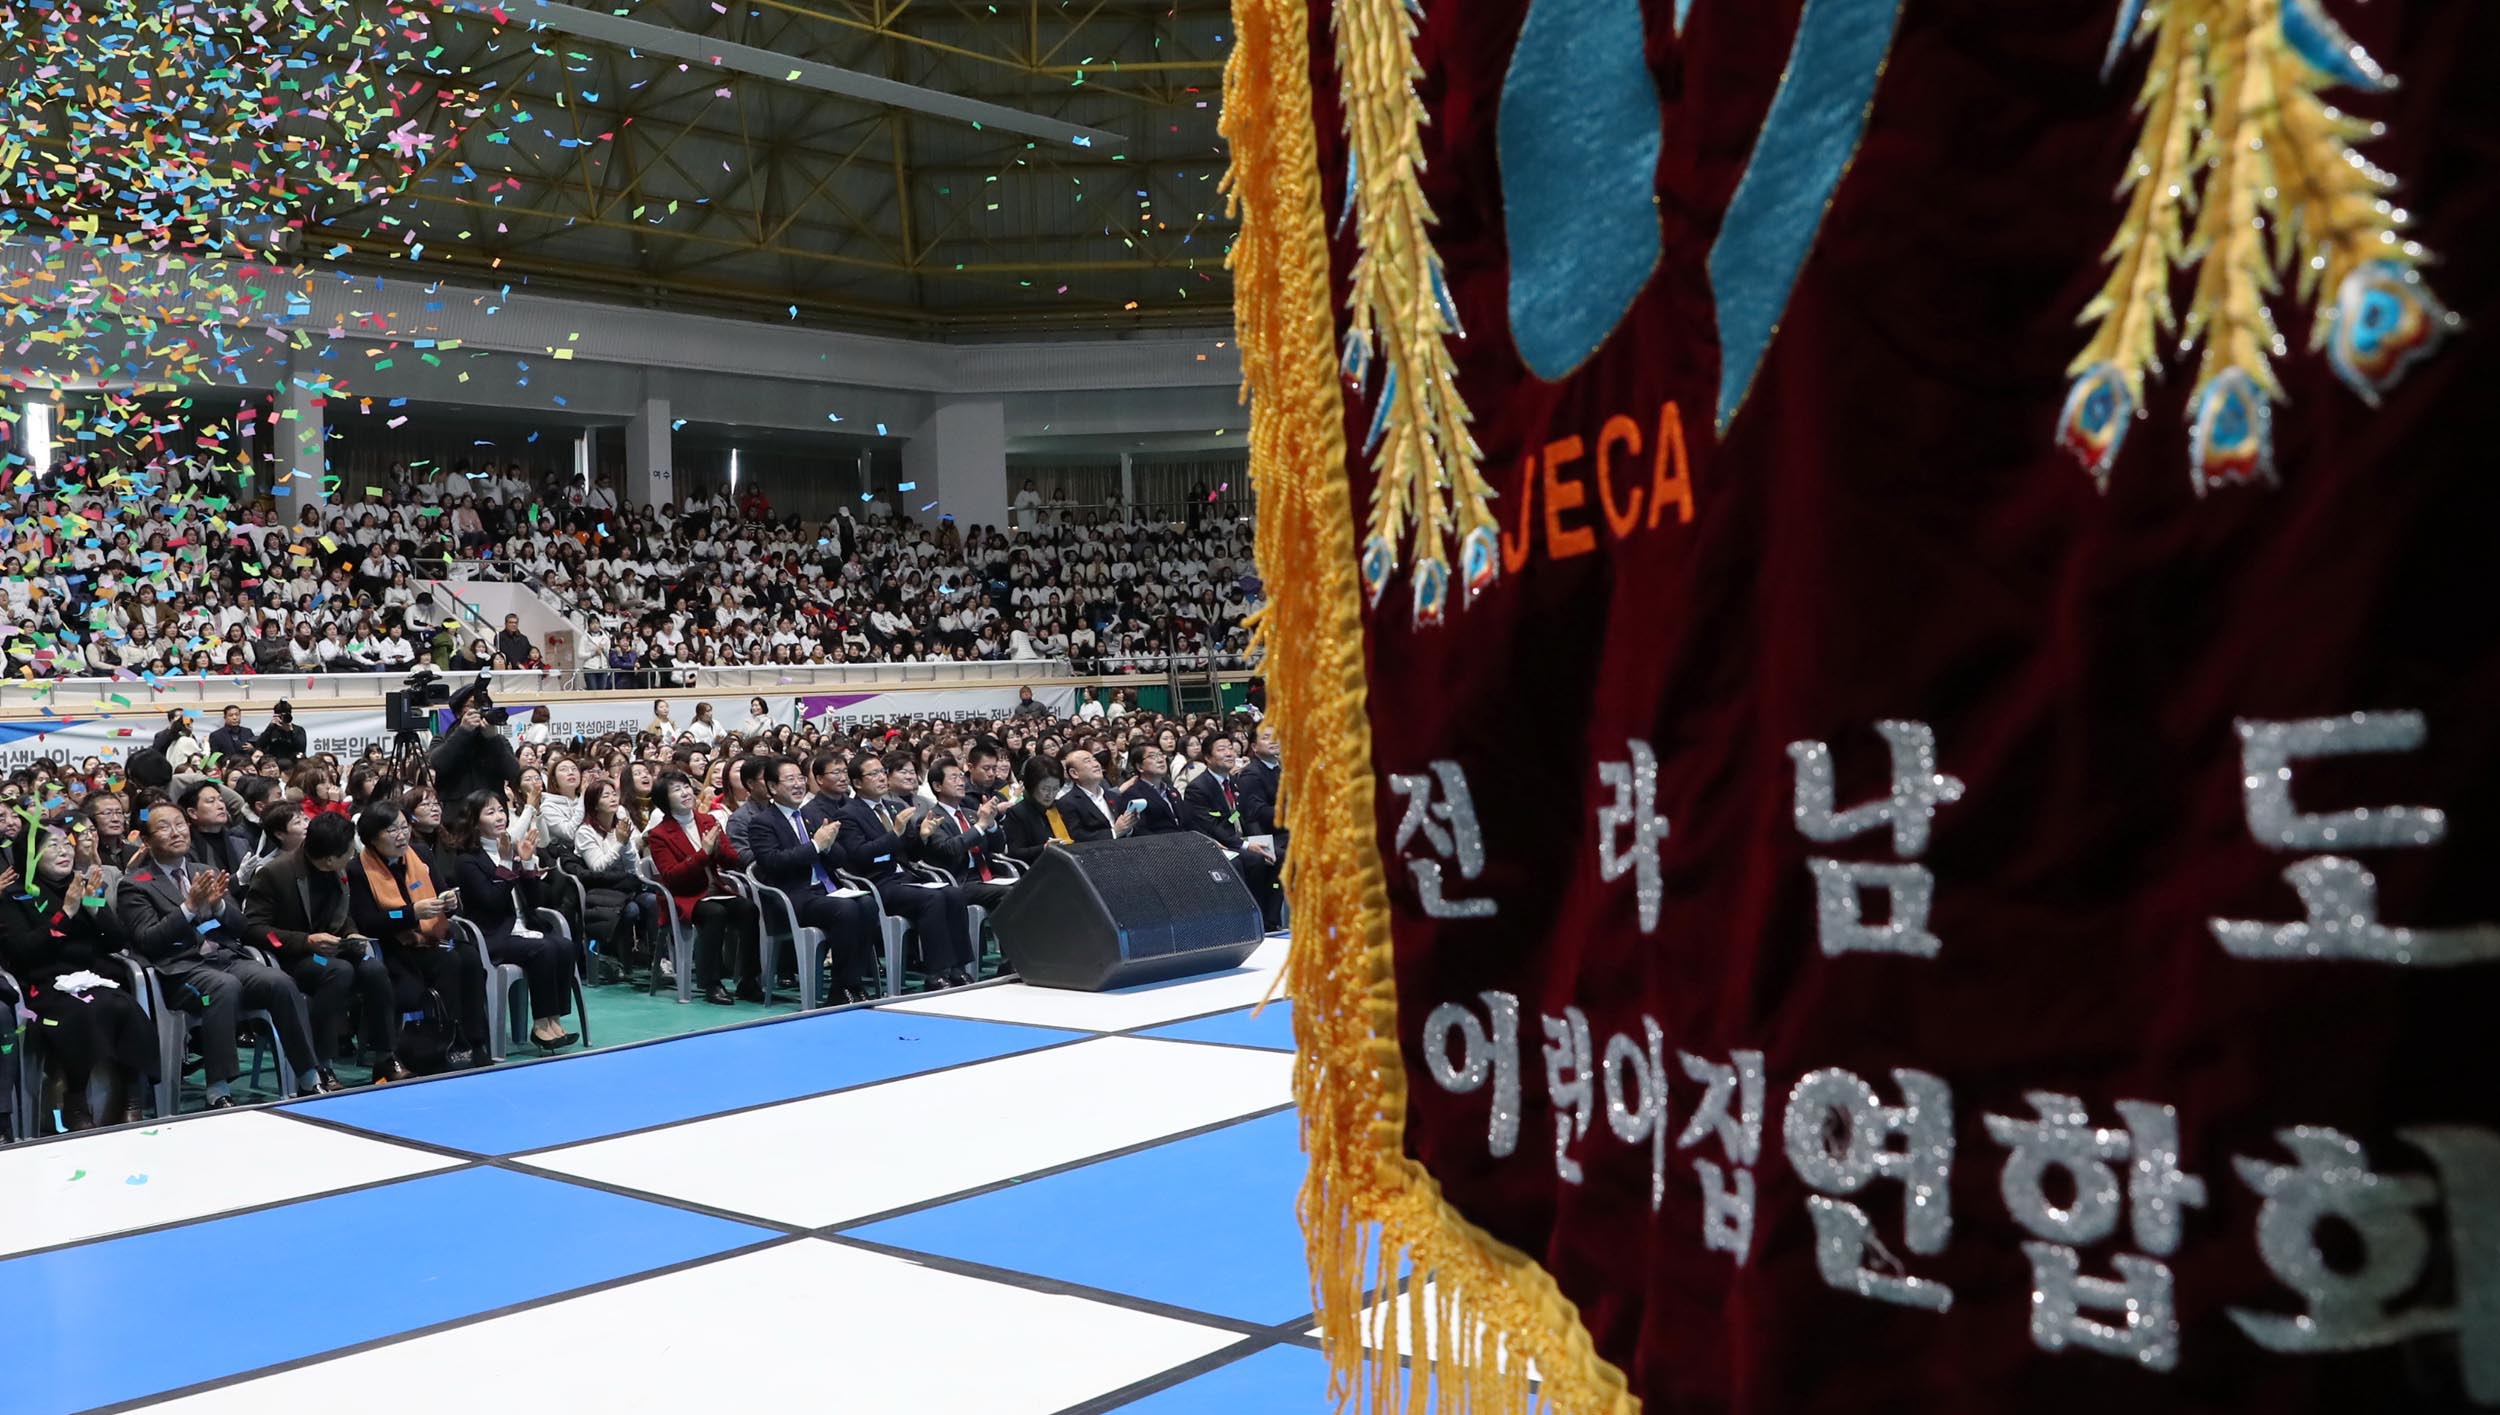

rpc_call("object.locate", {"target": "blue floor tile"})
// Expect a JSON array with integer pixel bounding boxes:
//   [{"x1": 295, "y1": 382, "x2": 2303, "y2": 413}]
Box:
[
  {"x1": 852, "y1": 1109, "x2": 1307, "y2": 1323},
  {"x1": 6, "y1": 1166, "x2": 775, "y2": 1415},
  {"x1": 1140, "y1": 1000, "x2": 1295, "y2": 1051},
  {"x1": 1113, "y1": 1344, "x2": 1334, "y2": 1412},
  {"x1": 290, "y1": 1010, "x2": 1075, "y2": 1154}
]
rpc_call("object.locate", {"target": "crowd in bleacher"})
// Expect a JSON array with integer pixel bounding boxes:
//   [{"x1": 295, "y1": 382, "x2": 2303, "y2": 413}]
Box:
[
  {"x1": 0, "y1": 683, "x2": 1282, "y2": 1136},
  {"x1": 2, "y1": 454, "x2": 1261, "y2": 681}
]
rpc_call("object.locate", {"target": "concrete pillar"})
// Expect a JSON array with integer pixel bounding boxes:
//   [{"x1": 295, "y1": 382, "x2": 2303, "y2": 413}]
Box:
[
  {"x1": 276, "y1": 358, "x2": 328, "y2": 512},
  {"x1": 901, "y1": 397, "x2": 1008, "y2": 533},
  {"x1": 626, "y1": 395, "x2": 672, "y2": 509},
  {"x1": 1119, "y1": 450, "x2": 1136, "y2": 513}
]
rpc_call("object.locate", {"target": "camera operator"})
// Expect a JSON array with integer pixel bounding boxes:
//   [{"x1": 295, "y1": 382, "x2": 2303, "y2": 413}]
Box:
[
  {"x1": 258, "y1": 699, "x2": 307, "y2": 767},
  {"x1": 428, "y1": 675, "x2": 523, "y2": 808}
]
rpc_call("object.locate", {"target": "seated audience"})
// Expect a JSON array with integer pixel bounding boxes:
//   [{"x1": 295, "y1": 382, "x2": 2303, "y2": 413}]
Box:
[
  {"x1": 646, "y1": 770, "x2": 757, "y2": 1006},
  {"x1": 0, "y1": 825, "x2": 154, "y2": 1127},
  {"x1": 246, "y1": 812, "x2": 411, "y2": 1083},
  {"x1": 730, "y1": 756, "x2": 880, "y2": 1003},
  {"x1": 345, "y1": 801, "x2": 486, "y2": 1071},
  {"x1": 443, "y1": 792, "x2": 580, "y2": 1053},
  {"x1": 1179, "y1": 735, "x2": 1284, "y2": 932},
  {"x1": 1116, "y1": 742, "x2": 1186, "y2": 835},
  {"x1": 118, "y1": 803, "x2": 335, "y2": 1103}
]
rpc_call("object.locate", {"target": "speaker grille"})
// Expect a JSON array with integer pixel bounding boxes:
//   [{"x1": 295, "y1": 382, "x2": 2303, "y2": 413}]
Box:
[{"x1": 1080, "y1": 844, "x2": 1246, "y2": 959}]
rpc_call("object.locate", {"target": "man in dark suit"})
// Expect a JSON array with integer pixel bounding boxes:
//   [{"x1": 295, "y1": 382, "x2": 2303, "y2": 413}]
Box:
[
  {"x1": 119, "y1": 804, "x2": 334, "y2": 1105},
  {"x1": 839, "y1": 756, "x2": 980, "y2": 989},
  {"x1": 1053, "y1": 748, "x2": 1139, "y2": 845},
  {"x1": 913, "y1": 761, "x2": 1016, "y2": 920},
  {"x1": 730, "y1": 756, "x2": 880, "y2": 1003},
  {"x1": 243, "y1": 812, "x2": 411, "y2": 1083},
  {"x1": 180, "y1": 780, "x2": 256, "y2": 875},
  {"x1": 1114, "y1": 743, "x2": 1187, "y2": 836},
  {"x1": 799, "y1": 749, "x2": 852, "y2": 832},
  {"x1": 1239, "y1": 721, "x2": 1289, "y2": 864},
  {"x1": 1180, "y1": 735, "x2": 1284, "y2": 931},
  {"x1": 207, "y1": 704, "x2": 259, "y2": 765}
]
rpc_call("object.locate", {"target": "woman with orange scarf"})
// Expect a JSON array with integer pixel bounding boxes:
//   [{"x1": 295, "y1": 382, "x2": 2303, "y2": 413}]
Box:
[{"x1": 345, "y1": 800, "x2": 489, "y2": 1071}]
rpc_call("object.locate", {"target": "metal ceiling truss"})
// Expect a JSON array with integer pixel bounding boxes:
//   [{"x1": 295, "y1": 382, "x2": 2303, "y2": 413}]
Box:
[{"x1": 308, "y1": 0, "x2": 1235, "y2": 330}]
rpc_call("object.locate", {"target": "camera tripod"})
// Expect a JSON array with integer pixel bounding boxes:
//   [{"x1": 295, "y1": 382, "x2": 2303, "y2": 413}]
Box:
[{"x1": 389, "y1": 728, "x2": 430, "y2": 779}]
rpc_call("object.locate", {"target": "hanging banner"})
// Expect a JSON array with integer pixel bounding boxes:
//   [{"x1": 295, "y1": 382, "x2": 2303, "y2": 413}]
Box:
[{"x1": 1229, "y1": 1, "x2": 2496, "y2": 1413}]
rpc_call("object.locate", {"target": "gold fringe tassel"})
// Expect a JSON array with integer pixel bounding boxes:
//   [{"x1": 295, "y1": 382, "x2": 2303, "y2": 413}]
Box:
[{"x1": 1222, "y1": 0, "x2": 1637, "y2": 1409}]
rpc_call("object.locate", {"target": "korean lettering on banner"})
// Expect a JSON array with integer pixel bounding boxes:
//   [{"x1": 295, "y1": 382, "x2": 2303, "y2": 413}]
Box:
[
  {"x1": 1409, "y1": 707, "x2": 2499, "y2": 1393},
  {"x1": 2210, "y1": 711, "x2": 2500, "y2": 966},
  {"x1": 2229, "y1": 1126, "x2": 2500, "y2": 1403},
  {"x1": 1784, "y1": 1067, "x2": 1957, "y2": 1312},
  {"x1": 1391, "y1": 760, "x2": 1496, "y2": 918},
  {"x1": 1985, "y1": 1094, "x2": 2204, "y2": 1369},
  {"x1": 1787, "y1": 720, "x2": 1963, "y2": 958}
]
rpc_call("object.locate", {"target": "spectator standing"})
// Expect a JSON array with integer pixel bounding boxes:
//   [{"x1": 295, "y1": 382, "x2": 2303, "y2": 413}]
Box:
[
  {"x1": 208, "y1": 704, "x2": 258, "y2": 764},
  {"x1": 258, "y1": 700, "x2": 307, "y2": 766}
]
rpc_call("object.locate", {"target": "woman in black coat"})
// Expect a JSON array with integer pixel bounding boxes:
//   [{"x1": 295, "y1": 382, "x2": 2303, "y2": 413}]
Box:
[
  {"x1": 443, "y1": 792, "x2": 578, "y2": 1053},
  {"x1": 0, "y1": 825, "x2": 155, "y2": 1128},
  {"x1": 997, "y1": 755, "x2": 1067, "y2": 866}
]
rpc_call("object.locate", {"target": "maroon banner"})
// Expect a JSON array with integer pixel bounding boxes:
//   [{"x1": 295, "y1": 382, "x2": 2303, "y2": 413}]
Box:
[{"x1": 1292, "y1": 0, "x2": 2500, "y2": 1410}]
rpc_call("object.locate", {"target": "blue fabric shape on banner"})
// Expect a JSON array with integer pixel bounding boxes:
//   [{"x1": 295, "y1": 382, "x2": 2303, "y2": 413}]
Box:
[
  {"x1": 1499, "y1": 0, "x2": 1664, "y2": 382},
  {"x1": 1707, "y1": 0, "x2": 1905, "y2": 429}
]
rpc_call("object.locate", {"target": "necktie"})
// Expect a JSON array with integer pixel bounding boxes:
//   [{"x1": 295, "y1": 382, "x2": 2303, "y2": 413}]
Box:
[
  {"x1": 955, "y1": 808, "x2": 993, "y2": 881},
  {"x1": 791, "y1": 809, "x2": 837, "y2": 894},
  {"x1": 1223, "y1": 778, "x2": 1237, "y2": 812}
]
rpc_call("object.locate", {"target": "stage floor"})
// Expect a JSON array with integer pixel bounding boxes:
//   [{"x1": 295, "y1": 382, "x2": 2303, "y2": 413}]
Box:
[{"x1": 2, "y1": 938, "x2": 1379, "y2": 1415}]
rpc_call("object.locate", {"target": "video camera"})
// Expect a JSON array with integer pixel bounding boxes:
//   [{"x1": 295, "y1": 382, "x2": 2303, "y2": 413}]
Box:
[{"x1": 385, "y1": 668, "x2": 453, "y2": 736}]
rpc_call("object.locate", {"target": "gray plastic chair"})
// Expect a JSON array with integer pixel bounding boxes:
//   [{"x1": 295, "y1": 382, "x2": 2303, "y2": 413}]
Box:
[
  {"x1": 738, "y1": 870, "x2": 842, "y2": 1009},
  {"x1": 632, "y1": 849, "x2": 695, "y2": 1004},
  {"x1": 834, "y1": 869, "x2": 915, "y2": 998}
]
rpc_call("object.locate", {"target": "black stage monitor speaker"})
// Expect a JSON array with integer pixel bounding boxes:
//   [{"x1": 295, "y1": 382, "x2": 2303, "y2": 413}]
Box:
[{"x1": 992, "y1": 834, "x2": 1265, "y2": 991}]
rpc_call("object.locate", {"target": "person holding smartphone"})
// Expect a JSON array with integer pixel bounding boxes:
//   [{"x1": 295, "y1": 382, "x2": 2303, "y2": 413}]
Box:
[
  {"x1": 346, "y1": 801, "x2": 487, "y2": 1071},
  {"x1": 1115, "y1": 742, "x2": 1185, "y2": 836},
  {"x1": 246, "y1": 812, "x2": 412, "y2": 1084}
]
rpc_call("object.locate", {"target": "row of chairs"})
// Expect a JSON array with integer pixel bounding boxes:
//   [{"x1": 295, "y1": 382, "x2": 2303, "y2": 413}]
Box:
[
  {"x1": 2, "y1": 857, "x2": 593, "y2": 1138},
  {"x1": 1, "y1": 831, "x2": 1016, "y2": 1139},
  {"x1": 621, "y1": 846, "x2": 1024, "y2": 1009}
]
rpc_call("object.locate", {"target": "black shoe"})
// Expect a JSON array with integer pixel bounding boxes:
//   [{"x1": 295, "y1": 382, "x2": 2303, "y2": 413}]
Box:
[
  {"x1": 313, "y1": 1070, "x2": 348, "y2": 1094},
  {"x1": 205, "y1": 1094, "x2": 237, "y2": 1110},
  {"x1": 733, "y1": 986, "x2": 766, "y2": 1004},
  {"x1": 531, "y1": 1030, "x2": 579, "y2": 1053},
  {"x1": 946, "y1": 970, "x2": 975, "y2": 988},
  {"x1": 705, "y1": 986, "x2": 738, "y2": 1006}
]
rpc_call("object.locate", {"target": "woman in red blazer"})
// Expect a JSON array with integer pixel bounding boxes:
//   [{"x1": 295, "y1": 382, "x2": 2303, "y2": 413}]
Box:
[{"x1": 646, "y1": 769, "x2": 759, "y2": 1006}]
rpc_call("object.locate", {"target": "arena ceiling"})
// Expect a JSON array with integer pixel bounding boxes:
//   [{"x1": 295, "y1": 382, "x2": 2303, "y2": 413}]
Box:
[{"x1": 321, "y1": 0, "x2": 1238, "y2": 334}]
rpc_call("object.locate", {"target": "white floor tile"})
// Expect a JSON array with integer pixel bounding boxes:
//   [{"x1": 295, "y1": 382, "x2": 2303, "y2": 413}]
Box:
[
  {"x1": 886, "y1": 936, "x2": 1291, "y2": 1032},
  {"x1": 139, "y1": 1238, "x2": 1243, "y2": 1414},
  {"x1": 1317, "y1": 1279, "x2": 1544, "y2": 1382},
  {"x1": 528, "y1": 1036, "x2": 1292, "y2": 1228},
  {"x1": 0, "y1": 1112, "x2": 459, "y2": 1258}
]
